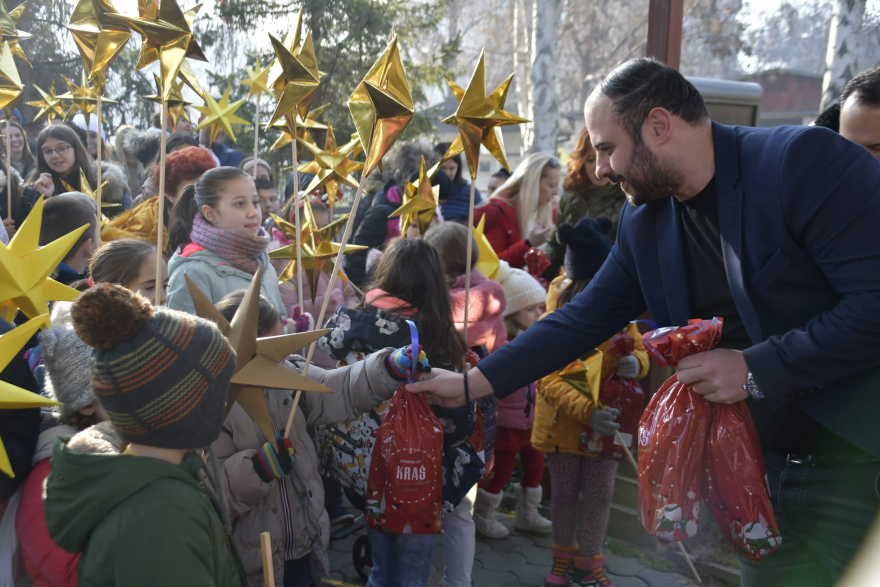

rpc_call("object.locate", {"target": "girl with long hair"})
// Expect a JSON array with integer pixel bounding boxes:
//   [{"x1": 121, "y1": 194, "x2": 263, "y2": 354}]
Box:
[
  {"x1": 22, "y1": 125, "x2": 94, "y2": 204},
  {"x1": 4, "y1": 119, "x2": 35, "y2": 179}
]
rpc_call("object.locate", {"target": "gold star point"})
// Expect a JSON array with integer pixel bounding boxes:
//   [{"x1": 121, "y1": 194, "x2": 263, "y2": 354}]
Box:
[
  {"x1": 193, "y1": 85, "x2": 249, "y2": 144},
  {"x1": 145, "y1": 74, "x2": 192, "y2": 129},
  {"x1": 268, "y1": 103, "x2": 328, "y2": 153},
  {"x1": 294, "y1": 124, "x2": 363, "y2": 207},
  {"x1": 241, "y1": 55, "x2": 272, "y2": 100},
  {"x1": 0, "y1": 0, "x2": 32, "y2": 67},
  {"x1": 61, "y1": 169, "x2": 118, "y2": 212},
  {"x1": 57, "y1": 69, "x2": 118, "y2": 126},
  {"x1": 474, "y1": 215, "x2": 500, "y2": 280},
  {"x1": 266, "y1": 30, "x2": 320, "y2": 129},
  {"x1": 26, "y1": 83, "x2": 66, "y2": 125},
  {"x1": 67, "y1": 0, "x2": 132, "y2": 91},
  {"x1": 557, "y1": 352, "x2": 604, "y2": 406},
  {"x1": 389, "y1": 156, "x2": 439, "y2": 236},
  {"x1": 0, "y1": 41, "x2": 22, "y2": 112}
]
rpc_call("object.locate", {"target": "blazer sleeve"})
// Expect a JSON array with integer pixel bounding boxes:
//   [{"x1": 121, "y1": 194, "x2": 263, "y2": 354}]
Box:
[
  {"x1": 478, "y1": 207, "x2": 648, "y2": 398},
  {"x1": 743, "y1": 129, "x2": 880, "y2": 409}
]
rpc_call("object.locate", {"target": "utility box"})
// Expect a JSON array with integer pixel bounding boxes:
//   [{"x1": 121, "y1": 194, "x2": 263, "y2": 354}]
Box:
[{"x1": 688, "y1": 76, "x2": 764, "y2": 127}]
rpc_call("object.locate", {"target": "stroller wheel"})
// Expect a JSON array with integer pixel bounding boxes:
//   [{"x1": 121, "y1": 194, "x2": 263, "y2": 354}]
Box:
[{"x1": 353, "y1": 534, "x2": 371, "y2": 582}]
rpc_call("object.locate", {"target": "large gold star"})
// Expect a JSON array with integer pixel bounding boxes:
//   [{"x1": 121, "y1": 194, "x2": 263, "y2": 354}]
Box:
[
  {"x1": 61, "y1": 169, "x2": 118, "y2": 213},
  {"x1": 193, "y1": 86, "x2": 249, "y2": 144},
  {"x1": 0, "y1": 1, "x2": 32, "y2": 66},
  {"x1": 0, "y1": 41, "x2": 21, "y2": 113},
  {"x1": 269, "y1": 200, "x2": 366, "y2": 303},
  {"x1": 26, "y1": 83, "x2": 66, "y2": 124},
  {"x1": 442, "y1": 50, "x2": 529, "y2": 178},
  {"x1": 295, "y1": 124, "x2": 363, "y2": 207},
  {"x1": 474, "y1": 215, "x2": 500, "y2": 280},
  {"x1": 349, "y1": 35, "x2": 413, "y2": 176},
  {"x1": 269, "y1": 103, "x2": 328, "y2": 153},
  {"x1": 67, "y1": 0, "x2": 131, "y2": 92},
  {"x1": 58, "y1": 70, "x2": 118, "y2": 126},
  {"x1": 145, "y1": 74, "x2": 191, "y2": 130},
  {"x1": 389, "y1": 156, "x2": 438, "y2": 236},
  {"x1": 0, "y1": 197, "x2": 86, "y2": 328},
  {"x1": 266, "y1": 30, "x2": 320, "y2": 129},
  {"x1": 184, "y1": 266, "x2": 332, "y2": 447},
  {"x1": 241, "y1": 55, "x2": 272, "y2": 101},
  {"x1": 557, "y1": 351, "x2": 604, "y2": 406},
  {"x1": 106, "y1": 0, "x2": 207, "y2": 101},
  {"x1": 0, "y1": 314, "x2": 60, "y2": 477}
]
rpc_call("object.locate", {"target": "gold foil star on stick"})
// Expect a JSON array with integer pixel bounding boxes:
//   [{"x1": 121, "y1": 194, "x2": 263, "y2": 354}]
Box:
[
  {"x1": 67, "y1": 0, "x2": 131, "y2": 91},
  {"x1": 185, "y1": 266, "x2": 332, "y2": 447},
  {"x1": 442, "y1": 49, "x2": 529, "y2": 178},
  {"x1": 474, "y1": 215, "x2": 500, "y2": 280},
  {"x1": 557, "y1": 351, "x2": 605, "y2": 406},
  {"x1": 58, "y1": 70, "x2": 118, "y2": 126},
  {"x1": 242, "y1": 56, "x2": 272, "y2": 101},
  {"x1": 0, "y1": 314, "x2": 60, "y2": 477},
  {"x1": 269, "y1": 104, "x2": 328, "y2": 152},
  {"x1": 348, "y1": 35, "x2": 413, "y2": 176},
  {"x1": 61, "y1": 169, "x2": 117, "y2": 210},
  {"x1": 0, "y1": 198, "x2": 86, "y2": 327},
  {"x1": 26, "y1": 83, "x2": 66, "y2": 124},
  {"x1": 106, "y1": 0, "x2": 207, "y2": 100},
  {"x1": 193, "y1": 86, "x2": 249, "y2": 144},
  {"x1": 266, "y1": 31, "x2": 320, "y2": 129},
  {"x1": 389, "y1": 156, "x2": 438, "y2": 236},
  {"x1": 145, "y1": 74, "x2": 192, "y2": 130},
  {"x1": 296, "y1": 124, "x2": 363, "y2": 207},
  {"x1": 0, "y1": 0, "x2": 31, "y2": 66},
  {"x1": 0, "y1": 40, "x2": 21, "y2": 112}
]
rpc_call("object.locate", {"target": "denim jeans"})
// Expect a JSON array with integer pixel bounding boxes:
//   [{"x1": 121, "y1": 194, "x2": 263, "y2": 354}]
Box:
[
  {"x1": 367, "y1": 527, "x2": 437, "y2": 587},
  {"x1": 738, "y1": 452, "x2": 880, "y2": 587}
]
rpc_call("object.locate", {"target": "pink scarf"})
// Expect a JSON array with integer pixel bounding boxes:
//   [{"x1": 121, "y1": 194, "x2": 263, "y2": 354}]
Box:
[{"x1": 190, "y1": 213, "x2": 270, "y2": 275}]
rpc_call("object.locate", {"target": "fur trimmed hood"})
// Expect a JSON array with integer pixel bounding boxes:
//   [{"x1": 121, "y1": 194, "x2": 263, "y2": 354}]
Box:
[{"x1": 91, "y1": 160, "x2": 128, "y2": 203}]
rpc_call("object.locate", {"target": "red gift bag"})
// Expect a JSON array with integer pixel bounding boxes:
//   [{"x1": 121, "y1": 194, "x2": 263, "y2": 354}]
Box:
[
  {"x1": 704, "y1": 402, "x2": 781, "y2": 560},
  {"x1": 637, "y1": 319, "x2": 722, "y2": 543},
  {"x1": 577, "y1": 332, "x2": 645, "y2": 461},
  {"x1": 366, "y1": 384, "x2": 444, "y2": 534}
]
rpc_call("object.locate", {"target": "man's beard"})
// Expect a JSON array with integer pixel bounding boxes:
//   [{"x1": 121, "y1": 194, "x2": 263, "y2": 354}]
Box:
[{"x1": 608, "y1": 142, "x2": 684, "y2": 206}]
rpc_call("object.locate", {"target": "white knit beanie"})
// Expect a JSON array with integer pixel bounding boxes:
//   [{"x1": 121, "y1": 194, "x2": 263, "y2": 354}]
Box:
[{"x1": 497, "y1": 261, "x2": 547, "y2": 317}]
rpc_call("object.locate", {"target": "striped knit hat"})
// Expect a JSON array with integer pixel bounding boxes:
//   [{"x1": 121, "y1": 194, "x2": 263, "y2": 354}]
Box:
[{"x1": 70, "y1": 283, "x2": 236, "y2": 450}]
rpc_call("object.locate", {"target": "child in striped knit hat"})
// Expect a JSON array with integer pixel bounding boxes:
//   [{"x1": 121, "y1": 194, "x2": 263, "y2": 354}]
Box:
[{"x1": 43, "y1": 283, "x2": 247, "y2": 587}]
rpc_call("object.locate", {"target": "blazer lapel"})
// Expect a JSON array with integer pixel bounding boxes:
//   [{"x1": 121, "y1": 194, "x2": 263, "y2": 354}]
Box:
[{"x1": 655, "y1": 198, "x2": 692, "y2": 325}]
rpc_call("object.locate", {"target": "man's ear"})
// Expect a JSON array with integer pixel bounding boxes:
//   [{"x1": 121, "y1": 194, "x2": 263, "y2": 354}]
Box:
[
  {"x1": 644, "y1": 107, "x2": 674, "y2": 146},
  {"x1": 79, "y1": 237, "x2": 95, "y2": 259}
]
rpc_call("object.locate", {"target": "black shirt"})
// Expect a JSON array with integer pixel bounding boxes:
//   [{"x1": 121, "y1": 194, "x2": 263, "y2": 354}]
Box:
[{"x1": 679, "y1": 179, "x2": 859, "y2": 455}]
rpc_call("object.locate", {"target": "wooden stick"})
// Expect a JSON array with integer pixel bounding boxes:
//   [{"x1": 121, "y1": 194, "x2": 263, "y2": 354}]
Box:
[
  {"x1": 260, "y1": 532, "x2": 275, "y2": 587},
  {"x1": 252, "y1": 94, "x2": 261, "y2": 179},
  {"x1": 284, "y1": 170, "x2": 369, "y2": 438},
  {"x1": 290, "y1": 117, "x2": 304, "y2": 312},
  {"x1": 462, "y1": 180, "x2": 477, "y2": 346},
  {"x1": 155, "y1": 101, "x2": 168, "y2": 306},
  {"x1": 4, "y1": 116, "x2": 10, "y2": 222},
  {"x1": 95, "y1": 94, "x2": 103, "y2": 248}
]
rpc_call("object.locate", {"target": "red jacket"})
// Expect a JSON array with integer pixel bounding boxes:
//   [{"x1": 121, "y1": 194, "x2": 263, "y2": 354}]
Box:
[{"x1": 474, "y1": 198, "x2": 530, "y2": 269}]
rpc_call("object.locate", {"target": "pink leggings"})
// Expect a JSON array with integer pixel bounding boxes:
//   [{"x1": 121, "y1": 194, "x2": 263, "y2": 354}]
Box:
[
  {"x1": 547, "y1": 453, "x2": 618, "y2": 556},
  {"x1": 485, "y1": 426, "x2": 545, "y2": 493}
]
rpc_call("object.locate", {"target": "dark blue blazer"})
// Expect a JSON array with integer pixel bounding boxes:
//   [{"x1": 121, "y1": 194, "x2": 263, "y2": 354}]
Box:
[{"x1": 479, "y1": 122, "x2": 880, "y2": 457}]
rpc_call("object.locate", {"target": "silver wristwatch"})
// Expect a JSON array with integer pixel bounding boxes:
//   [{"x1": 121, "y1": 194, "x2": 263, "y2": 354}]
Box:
[{"x1": 743, "y1": 371, "x2": 764, "y2": 401}]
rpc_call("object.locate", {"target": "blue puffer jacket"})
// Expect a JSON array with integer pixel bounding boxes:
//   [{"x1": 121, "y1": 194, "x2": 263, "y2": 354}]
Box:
[{"x1": 441, "y1": 181, "x2": 482, "y2": 223}]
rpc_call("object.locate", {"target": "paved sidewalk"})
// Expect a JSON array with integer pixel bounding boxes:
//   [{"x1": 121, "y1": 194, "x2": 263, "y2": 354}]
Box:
[{"x1": 326, "y1": 515, "x2": 700, "y2": 587}]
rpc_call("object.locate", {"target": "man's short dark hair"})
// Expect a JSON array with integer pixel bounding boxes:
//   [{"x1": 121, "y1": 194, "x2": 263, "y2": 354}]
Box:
[
  {"x1": 813, "y1": 103, "x2": 841, "y2": 132},
  {"x1": 597, "y1": 58, "x2": 709, "y2": 143},
  {"x1": 254, "y1": 178, "x2": 276, "y2": 192},
  {"x1": 841, "y1": 64, "x2": 880, "y2": 108},
  {"x1": 40, "y1": 193, "x2": 98, "y2": 261}
]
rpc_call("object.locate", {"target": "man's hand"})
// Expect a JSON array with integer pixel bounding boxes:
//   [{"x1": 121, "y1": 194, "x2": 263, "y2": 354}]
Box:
[
  {"x1": 406, "y1": 367, "x2": 495, "y2": 407},
  {"x1": 676, "y1": 348, "x2": 750, "y2": 404}
]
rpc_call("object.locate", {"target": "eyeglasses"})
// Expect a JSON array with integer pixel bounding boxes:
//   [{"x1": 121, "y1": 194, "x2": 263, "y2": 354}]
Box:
[{"x1": 41, "y1": 144, "x2": 71, "y2": 158}]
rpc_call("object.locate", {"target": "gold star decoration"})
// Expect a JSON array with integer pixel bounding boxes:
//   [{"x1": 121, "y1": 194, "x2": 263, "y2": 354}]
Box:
[
  {"x1": 389, "y1": 156, "x2": 438, "y2": 236},
  {"x1": 266, "y1": 29, "x2": 320, "y2": 129},
  {"x1": 428, "y1": 134, "x2": 464, "y2": 178},
  {"x1": 193, "y1": 86, "x2": 249, "y2": 144},
  {"x1": 26, "y1": 83, "x2": 66, "y2": 124},
  {"x1": 145, "y1": 74, "x2": 192, "y2": 130},
  {"x1": 0, "y1": 41, "x2": 21, "y2": 113},
  {"x1": 58, "y1": 70, "x2": 118, "y2": 126},
  {"x1": 67, "y1": 0, "x2": 132, "y2": 92},
  {"x1": 557, "y1": 351, "x2": 605, "y2": 406},
  {"x1": 0, "y1": 0, "x2": 32, "y2": 66},
  {"x1": 241, "y1": 55, "x2": 272, "y2": 101},
  {"x1": 0, "y1": 197, "x2": 86, "y2": 328},
  {"x1": 269, "y1": 103, "x2": 328, "y2": 153},
  {"x1": 184, "y1": 266, "x2": 332, "y2": 447},
  {"x1": 349, "y1": 35, "x2": 413, "y2": 176},
  {"x1": 0, "y1": 314, "x2": 60, "y2": 477},
  {"x1": 442, "y1": 49, "x2": 529, "y2": 178},
  {"x1": 296, "y1": 124, "x2": 363, "y2": 207},
  {"x1": 474, "y1": 215, "x2": 500, "y2": 280},
  {"x1": 106, "y1": 0, "x2": 207, "y2": 101},
  {"x1": 269, "y1": 200, "x2": 366, "y2": 303},
  {"x1": 61, "y1": 169, "x2": 117, "y2": 212}
]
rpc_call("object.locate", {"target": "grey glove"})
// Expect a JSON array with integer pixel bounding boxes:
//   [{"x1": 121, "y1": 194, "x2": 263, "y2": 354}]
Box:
[
  {"x1": 616, "y1": 355, "x2": 639, "y2": 379},
  {"x1": 590, "y1": 407, "x2": 621, "y2": 437}
]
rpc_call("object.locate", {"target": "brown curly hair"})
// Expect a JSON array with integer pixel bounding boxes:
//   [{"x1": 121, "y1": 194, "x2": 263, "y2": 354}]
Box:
[{"x1": 563, "y1": 126, "x2": 599, "y2": 194}]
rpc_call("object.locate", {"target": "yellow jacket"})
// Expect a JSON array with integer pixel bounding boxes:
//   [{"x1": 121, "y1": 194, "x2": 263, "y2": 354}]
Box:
[
  {"x1": 101, "y1": 195, "x2": 168, "y2": 249},
  {"x1": 531, "y1": 274, "x2": 650, "y2": 455}
]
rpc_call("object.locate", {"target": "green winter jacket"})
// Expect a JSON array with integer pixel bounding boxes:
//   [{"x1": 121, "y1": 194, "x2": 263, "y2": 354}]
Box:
[
  {"x1": 166, "y1": 245, "x2": 288, "y2": 320},
  {"x1": 44, "y1": 423, "x2": 247, "y2": 587}
]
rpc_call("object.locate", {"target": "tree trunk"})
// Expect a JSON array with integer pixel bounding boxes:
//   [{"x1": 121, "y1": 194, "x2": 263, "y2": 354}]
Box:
[
  {"x1": 514, "y1": 0, "x2": 533, "y2": 156},
  {"x1": 821, "y1": 0, "x2": 866, "y2": 110},
  {"x1": 528, "y1": 0, "x2": 560, "y2": 155}
]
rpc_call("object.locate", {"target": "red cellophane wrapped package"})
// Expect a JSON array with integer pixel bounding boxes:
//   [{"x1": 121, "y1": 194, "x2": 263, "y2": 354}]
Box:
[
  {"x1": 637, "y1": 319, "x2": 722, "y2": 543},
  {"x1": 704, "y1": 402, "x2": 781, "y2": 560},
  {"x1": 366, "y1": 385, "x2": 443, "y2": 534},
  {"x1": 578, "y1": 331, "x2": 645, "y2": 461}
]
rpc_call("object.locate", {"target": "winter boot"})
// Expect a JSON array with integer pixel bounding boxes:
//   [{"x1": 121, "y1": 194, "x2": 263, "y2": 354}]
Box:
[
  {"x1": 513, "y1": 483, "x2": 553, "y2": 533},
  {"x1": 474, "y1": 488, "x2": 510, "y2": 539},
  {"x1": 543, "y1": 544, "x2": 577, "y2": 586},
  {"x1": 572, "y1": 554, "x2": 615, "y2": 587}
]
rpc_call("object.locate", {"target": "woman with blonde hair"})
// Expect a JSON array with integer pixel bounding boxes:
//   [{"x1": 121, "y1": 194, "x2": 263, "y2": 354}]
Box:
[{"x1": 474, "y1": 152, "x2": 561, "y2": 269}]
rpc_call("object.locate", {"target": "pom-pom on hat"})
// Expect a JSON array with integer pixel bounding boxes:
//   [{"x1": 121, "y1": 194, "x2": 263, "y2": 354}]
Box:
[
  {"x1": 497, "y1": 261, "x2": 547, "y2": 317},
  {"x1": 70, "y1": 284, "x2": 236, "y2": 450},
  {"x1": 559, "y1": 216, "x2": 613, "y2": 281}
]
